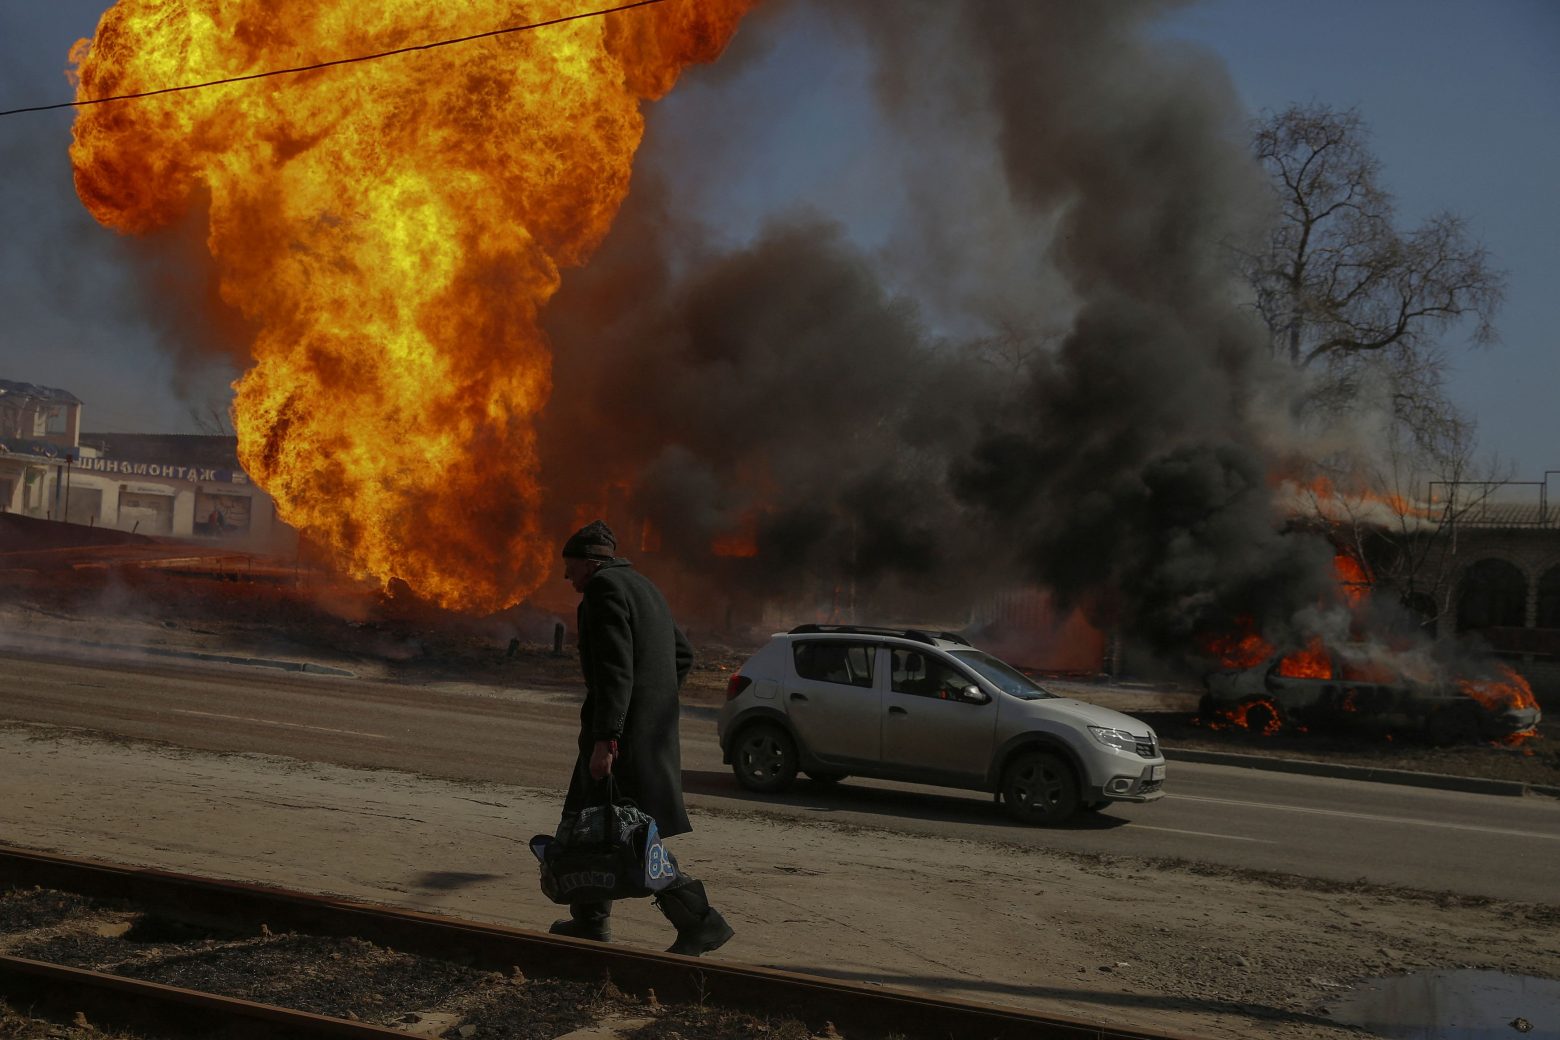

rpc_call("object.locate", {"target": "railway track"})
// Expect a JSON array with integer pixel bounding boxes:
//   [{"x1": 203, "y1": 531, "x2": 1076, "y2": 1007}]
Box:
[{"x1": 0, "y1": 847, "x2": 1203, "y2": 1040}]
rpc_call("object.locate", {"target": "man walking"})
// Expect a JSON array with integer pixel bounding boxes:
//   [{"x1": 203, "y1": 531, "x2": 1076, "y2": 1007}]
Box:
[{"x1": 550, "y1": 519, "x2": 734, "y2": 957}]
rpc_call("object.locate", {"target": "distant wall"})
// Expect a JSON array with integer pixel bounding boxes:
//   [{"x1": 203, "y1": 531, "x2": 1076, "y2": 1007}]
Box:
[
  {"x1": 0, "y1": 512, "x2": 157, "y2": 551},
  {"x1": 1418, "y1": 525, "x2": 1560, "y2": 706}
]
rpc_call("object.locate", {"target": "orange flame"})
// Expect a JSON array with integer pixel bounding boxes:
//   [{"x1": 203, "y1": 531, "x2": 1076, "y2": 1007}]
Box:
[
  {"x1": 1458, "y1": 663, "x2": 1541, "y2": 715},
  {"x1": 1276, "y1": 636, "x2": 1331, "y2": 679},
  {"x1": 1199, "y1": 616, "x2": 1273, "y2": 670},
  {"x1": 1333, "y1": 551, "x2": 1370, "y2": 607},
  {"x1": 711, "y1": 534, "x2": 758, "y2": 559},
  {"x1": 1199, "y1": 696, "x2": 1288, "y2": 736},
  {"x1": 68, "y1": 1, "x2": 755, "y2": 611},
  {"x1": 710, "y1": 512, "x2": 759, "y2": 558},
  {"x1": 1281, "y1": 471, "x2": 1429, "y2": 524}
]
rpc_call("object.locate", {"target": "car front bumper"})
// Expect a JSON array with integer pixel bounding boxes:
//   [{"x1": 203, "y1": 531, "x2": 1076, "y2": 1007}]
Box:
[{"x1": 1088, "y1": 758, "x2": 1166, "y2": 802}]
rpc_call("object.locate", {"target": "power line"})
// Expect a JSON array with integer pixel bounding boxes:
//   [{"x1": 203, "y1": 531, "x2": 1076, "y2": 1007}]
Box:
[{"x1": 0, "y1": 0, "x2": 668, "y2": 119}]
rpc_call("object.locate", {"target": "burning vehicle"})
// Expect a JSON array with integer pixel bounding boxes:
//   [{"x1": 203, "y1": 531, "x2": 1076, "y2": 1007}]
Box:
[{"x1": 1202, "y1": 643, "x2": 1542, "y2": 744}]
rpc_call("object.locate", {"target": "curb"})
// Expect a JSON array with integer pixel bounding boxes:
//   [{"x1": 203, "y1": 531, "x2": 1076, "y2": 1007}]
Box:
[
  {"x1": 679, "y1": 706, "x2": 1558, "y2": 799},
  {"x1": 141, "y1": 645, "x2": 357, "y2": 678},
  {"x1": 8, "y1": 634, "x2": 356, "y2": 678},
  {"x1": 1163, "y1": 746, "x2": 1560, "y2": 799}
]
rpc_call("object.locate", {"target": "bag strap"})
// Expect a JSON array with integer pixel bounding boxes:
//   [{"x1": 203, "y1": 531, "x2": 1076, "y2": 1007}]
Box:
[{"x1": 596, "y1": 773, "x2": 619, "y2": 809}]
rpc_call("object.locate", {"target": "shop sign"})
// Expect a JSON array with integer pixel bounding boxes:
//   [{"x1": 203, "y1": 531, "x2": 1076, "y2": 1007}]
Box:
[{"x1": 74, "y1": 456, "x2": 249, "y2": 485}]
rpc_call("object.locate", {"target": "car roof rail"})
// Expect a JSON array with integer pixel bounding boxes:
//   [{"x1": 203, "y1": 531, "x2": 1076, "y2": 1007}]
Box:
[{"x1": 787, "y1": 624, "x2": 971, "y2": 647}]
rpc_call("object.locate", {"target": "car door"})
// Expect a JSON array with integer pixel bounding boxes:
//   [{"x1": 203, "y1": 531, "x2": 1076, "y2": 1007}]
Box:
[
  {"x1": 784, "y1": 640, "x2": 884, "y2": 765},
  {"x1": 881, "y1": 647, "x2": 995, "y2": 781}
]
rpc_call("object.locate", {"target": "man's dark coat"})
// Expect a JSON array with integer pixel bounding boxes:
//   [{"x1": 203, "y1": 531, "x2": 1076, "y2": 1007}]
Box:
[{"x1": 564, "y1": 558, "x2": 694, "y2": 837}]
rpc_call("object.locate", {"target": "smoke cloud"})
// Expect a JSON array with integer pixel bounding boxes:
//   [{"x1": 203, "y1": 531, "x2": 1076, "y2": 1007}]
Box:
[
  {"x1": 539, "y1": 0, "x2": 1339, "y2": 657},
  {"x1": 48, "y1": 1, "x2": 1355, "y2": 659}
]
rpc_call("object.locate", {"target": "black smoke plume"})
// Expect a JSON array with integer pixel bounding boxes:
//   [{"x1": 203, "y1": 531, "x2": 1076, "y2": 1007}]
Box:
[{"x1": 540, "y1": 0, "x2": 1338, "y2": 657}]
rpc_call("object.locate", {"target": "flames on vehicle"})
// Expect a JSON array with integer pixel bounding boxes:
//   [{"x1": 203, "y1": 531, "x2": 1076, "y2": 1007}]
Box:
[{"x1": 1196, "y1": 552, "x2": 1542, "y2": 746}]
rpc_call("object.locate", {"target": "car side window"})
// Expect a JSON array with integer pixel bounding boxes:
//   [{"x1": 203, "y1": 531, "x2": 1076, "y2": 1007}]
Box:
[
  {"x1": 891, "y1": 649, "x2": 977, "y2": 701},
  {"x1": 793, "y1": 641, "x2": 876, "y2": 688}
]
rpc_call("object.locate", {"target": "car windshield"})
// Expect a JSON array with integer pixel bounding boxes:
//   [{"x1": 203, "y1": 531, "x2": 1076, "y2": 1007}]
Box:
[{"x1": 948, "y1": 650, "x2": 1056, "y2": 700}]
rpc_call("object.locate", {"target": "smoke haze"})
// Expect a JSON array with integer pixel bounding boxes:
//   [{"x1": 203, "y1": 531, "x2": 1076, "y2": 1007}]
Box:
[
  {"x1": 39, "y1": 0, "x2": 1355, "y2": 657},
  {"x1": 539, "y1": 0, "x2": 1339, "y2": 656}
]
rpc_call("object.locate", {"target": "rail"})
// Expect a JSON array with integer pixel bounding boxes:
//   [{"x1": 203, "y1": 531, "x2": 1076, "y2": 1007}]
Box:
[
  {"x1": 0, "y1": 846, "x2": 1204, "y2": 1040},
  {"x1": 0, "y1": 955, "x2": 409, "y2": 1039}
]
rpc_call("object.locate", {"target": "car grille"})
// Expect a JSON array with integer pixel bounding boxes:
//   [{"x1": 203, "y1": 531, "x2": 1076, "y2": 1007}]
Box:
[
  {"x1": 1134, "y1": 738, "x2": 1157, "y2": 758},
  {"x1": 1139, "y1": 779, "x2": 1163, "y2": 795}
]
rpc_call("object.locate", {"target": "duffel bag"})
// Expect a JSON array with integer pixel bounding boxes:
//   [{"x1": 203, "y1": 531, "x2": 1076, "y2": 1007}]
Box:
[{"x1": 529, "y1": 778, "x2": 679, "y2": 904}]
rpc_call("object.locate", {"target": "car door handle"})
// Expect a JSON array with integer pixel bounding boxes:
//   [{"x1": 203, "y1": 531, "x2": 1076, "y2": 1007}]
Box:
[
  {"x1": 888, "y1": 706, "x2": 907, "y2": 715},
  {"x1": 790, "y1": 692, "x2": 808, "y2": 702}
]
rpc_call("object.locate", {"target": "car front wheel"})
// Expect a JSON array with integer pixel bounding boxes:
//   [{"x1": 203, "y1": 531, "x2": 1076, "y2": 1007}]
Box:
[
  {"x1": 732, "y1": 722, "x2": 799, "y2": 793},
  {"x1": 1002, "y1": 750, "x2": 1080, "y2": 826}
]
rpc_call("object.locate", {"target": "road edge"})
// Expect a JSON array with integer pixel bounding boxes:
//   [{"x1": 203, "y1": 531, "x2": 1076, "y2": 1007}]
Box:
[
  {"x1": 3, "y1": 634, "x2": 356, "y2": 678},
  {"x1": 1163, "y1": 746, "x2": 1560, "y2": 799},
  {"x1": 12, "y1": 640, "x2": 1554, "y2": 799}
]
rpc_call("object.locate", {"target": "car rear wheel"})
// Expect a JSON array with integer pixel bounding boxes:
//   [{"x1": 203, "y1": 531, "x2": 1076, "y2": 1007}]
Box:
[
  {"x1": 1239, "y1": 698, "x2": 1283, "y2": 736},
  {"x1": 1002, "y1": 750, "x2": 1080, "y2": 826},
  {"x1": 732, "y1": 722, "x2": 799, "y2": 793},
  {"x1": 805, "y1": 771, "x2": 847, "y2": 784}
]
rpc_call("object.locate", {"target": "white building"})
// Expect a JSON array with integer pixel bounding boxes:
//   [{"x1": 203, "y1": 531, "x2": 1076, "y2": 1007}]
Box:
[
  {"x1": 0, "y1": 379, "x2": 291, "y2": 550},
  {"x1": 0, "y1": 379, "x2": 83, "y2": 521}
]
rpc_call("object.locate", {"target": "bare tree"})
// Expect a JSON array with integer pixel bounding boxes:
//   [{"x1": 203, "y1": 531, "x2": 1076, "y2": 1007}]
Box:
[
  {"x1": 961, "y1": 320, "x2": 1062, "y2": 381},
  {"x1": 1244, "y1": 104, "x2": 1504, "y2": 461},
  {"x1": 1247, "y1": 103, "x2": 1504, "y2": 369},
  {"x1": 188, "y1": 400, "x2": 233, "y2": 437}
]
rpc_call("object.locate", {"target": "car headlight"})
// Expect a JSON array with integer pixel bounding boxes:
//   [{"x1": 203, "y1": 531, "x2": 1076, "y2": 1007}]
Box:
[{"x1": 1088, "y1": 726, "x2": 1140, "y2": 752}]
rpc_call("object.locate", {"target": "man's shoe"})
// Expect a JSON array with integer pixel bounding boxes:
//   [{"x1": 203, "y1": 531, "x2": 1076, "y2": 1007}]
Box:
[
  {"x1": 665, "y1": 907, "x2": 734, "y2": 957},
  {"x1": 549, "y1": 917, "x2": 611, "y2": 942}
]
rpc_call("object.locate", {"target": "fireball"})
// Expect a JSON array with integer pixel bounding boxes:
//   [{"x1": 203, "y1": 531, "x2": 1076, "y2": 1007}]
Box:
[{"x1": 69, "y1": 0, "x2": 754, "y2": 611}]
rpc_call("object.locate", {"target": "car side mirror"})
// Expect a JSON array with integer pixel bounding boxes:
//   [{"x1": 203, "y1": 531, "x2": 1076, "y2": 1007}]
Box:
[{"x1": 959, "y1": 685, "x2": 990, "y2": 705}]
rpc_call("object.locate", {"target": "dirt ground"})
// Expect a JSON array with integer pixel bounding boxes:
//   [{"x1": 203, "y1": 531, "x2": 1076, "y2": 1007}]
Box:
[
  {"x1": 2, "y1": 720, "x2": 1557, "y2": 1040},
  {"x1": 1, "y1": 575, "x2": 1558, "y2": 1039}
]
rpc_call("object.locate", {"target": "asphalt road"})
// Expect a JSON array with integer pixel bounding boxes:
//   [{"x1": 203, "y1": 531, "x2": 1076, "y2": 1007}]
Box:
[{"x1": 3, "y1": 648, "x2": 1556, "y2": 904}]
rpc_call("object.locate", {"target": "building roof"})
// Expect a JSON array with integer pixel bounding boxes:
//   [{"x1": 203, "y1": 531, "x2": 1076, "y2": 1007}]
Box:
[
  {"x1": 1447, "y1": 501, "x2": 1560, "y2": 530},
  {"x1": 81, "y1": 432, "x2": 241, "y2": 470},
  {"x1": 0, "y1": 378, "x2": 81, "y2": 406}
]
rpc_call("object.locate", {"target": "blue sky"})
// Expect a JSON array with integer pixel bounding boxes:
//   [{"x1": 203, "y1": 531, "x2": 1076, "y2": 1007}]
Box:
[
  {"x1": 1157, "y1": 0, "x2": 1560, "y2": 480},
  {"x1": 2, "y1": 1, "x2": 1555, "y2": 476}
]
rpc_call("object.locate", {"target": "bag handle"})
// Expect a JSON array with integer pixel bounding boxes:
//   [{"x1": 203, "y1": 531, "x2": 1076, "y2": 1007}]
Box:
[
  {"x1": 594, "y1": 773, "x2": 641, "y2": 814},
  {"x1": 595, "y1": 773, "x2": 620, "y2": 809}
]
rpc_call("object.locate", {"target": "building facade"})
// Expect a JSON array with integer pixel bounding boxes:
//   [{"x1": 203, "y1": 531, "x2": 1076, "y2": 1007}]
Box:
[
  {"x1": 0, "y1": 379, "x2": 82, "y2": 519},
  {"x1": 1426, "y1": 504, "x2": 1560, "y2": 701},
  {"x1": 0, "y1": 379, "x2": 291, "y2": 550}
]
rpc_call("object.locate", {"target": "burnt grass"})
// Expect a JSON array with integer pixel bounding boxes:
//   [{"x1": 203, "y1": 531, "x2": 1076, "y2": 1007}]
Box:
[{"x1": 0, "y1": 886, "x2": 835, "y2": 1040}]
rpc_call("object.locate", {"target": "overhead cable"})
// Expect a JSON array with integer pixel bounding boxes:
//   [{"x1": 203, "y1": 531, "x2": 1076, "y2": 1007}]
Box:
[{"x1": 0, "y1": 0, "x2": 667, "y2": 118}]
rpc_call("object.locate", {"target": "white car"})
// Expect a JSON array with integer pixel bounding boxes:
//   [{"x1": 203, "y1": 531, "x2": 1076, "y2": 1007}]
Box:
[{"x1": 717, "y1": 625, "x2": 1165, "y2": 825}]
